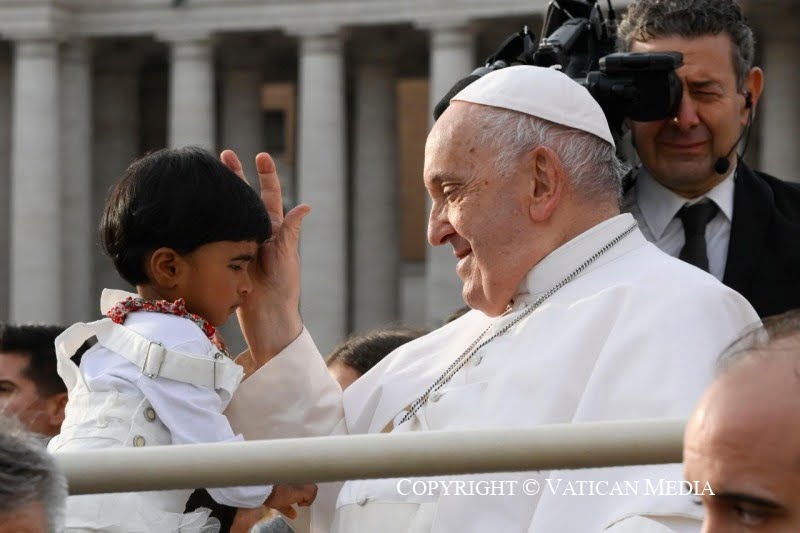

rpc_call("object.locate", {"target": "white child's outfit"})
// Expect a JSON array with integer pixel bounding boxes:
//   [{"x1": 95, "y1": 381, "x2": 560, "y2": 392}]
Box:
[{"x1": 49, "y1": 289, "x2": 272, "y2": 532}]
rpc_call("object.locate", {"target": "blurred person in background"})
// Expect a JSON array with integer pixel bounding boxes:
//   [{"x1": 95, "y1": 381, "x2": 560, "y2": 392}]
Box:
[
  {"x1": 0, "y1": 324, "x2": 70, "y2": 437},
  {"x1": 326, "y1": 328, "x2": 427, "y2": 391},
  {"x1": 0, "y1": 415, "x2": 67, "y2": 532}
]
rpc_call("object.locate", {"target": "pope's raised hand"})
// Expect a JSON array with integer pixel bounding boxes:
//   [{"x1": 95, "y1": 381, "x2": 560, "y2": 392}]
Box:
[{"x1": 221, "y1": 149, "x2": 310, "y2": 366}]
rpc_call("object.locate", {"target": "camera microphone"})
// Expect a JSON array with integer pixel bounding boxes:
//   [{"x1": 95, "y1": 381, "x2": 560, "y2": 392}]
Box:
[{"x1": 714, "y1": 91, "x2": 753, "y2": 175}]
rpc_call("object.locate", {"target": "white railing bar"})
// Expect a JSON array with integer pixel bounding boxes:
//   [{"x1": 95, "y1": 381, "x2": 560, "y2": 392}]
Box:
[{"x1": 55, "y1": 418, "x2": 685, "y2": 495}]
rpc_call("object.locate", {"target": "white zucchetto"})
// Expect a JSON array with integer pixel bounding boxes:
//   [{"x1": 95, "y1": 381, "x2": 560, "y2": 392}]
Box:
[{"x1": 451, "y1": 65, "x2": 615, "y2": 148}]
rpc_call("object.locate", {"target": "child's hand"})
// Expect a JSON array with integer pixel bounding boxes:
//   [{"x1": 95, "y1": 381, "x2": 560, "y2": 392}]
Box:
[
  {"x1": 231, "y1": 506, "x2": 268, "y2": 533},
  {"x1": 264, "y1": 483, "x2": 318, "y2": 520}
]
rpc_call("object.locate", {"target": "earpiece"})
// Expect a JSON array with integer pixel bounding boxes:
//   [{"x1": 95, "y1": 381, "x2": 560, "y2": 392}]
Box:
[{"x1": 714, "y1": 91, "x2": 754, "y2": 175}]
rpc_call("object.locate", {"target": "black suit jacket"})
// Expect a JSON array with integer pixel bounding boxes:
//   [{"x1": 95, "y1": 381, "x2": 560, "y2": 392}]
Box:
[{"x1": 721, "y1": 163, "x2": 800, "y2": 318}]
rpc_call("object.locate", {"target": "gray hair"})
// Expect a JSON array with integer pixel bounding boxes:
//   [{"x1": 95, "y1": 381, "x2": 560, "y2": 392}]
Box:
[
  {"x1": 0, "y1": 416, "x2": 67, "y2": 532},
  {"x1": 716, "y1": 310, "x2": 800, "y2": 376},
  {"x1": 471, "y1": 105, "x2": 627, "y2": 205},
  {"x1": 618, "y1": 0, "x2": 756, "y2": 90}
]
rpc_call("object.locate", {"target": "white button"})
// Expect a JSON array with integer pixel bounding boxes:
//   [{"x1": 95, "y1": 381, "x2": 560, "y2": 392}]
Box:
[
  {"x1": 430, "y1": 391, "x2": 443, "y2": 403},
  {"x1": 473, "y1": 354, "x2": 483, "y2": 366},
  {"x1": 133, "y1": 435, "x2": 146, "y2": 447},
  {"x1": 144, "y1": 407, "x2": 157, "y2": 422},
  {"x1": 357, "y1": 496, "x2": 369, "y2": 506}
]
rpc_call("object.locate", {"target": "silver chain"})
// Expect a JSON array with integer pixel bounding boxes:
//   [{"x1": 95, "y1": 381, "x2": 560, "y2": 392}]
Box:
[{"x1": 398, "y1": 221, "x2": 638, "y2": 426}]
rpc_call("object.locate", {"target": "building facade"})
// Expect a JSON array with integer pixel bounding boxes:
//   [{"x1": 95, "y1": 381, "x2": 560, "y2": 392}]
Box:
[{"x1": 0, "y1": 0, "x2": 797, "y2": 353}]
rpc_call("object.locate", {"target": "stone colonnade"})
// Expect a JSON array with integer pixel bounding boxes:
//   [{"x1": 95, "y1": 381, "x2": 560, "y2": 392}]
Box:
[
  {"x1": 0, "y1": 22, "x2": 478, "y2": 353},
  {"x1": 0, "y1": 7, "x2": 798, "y2": 352}
]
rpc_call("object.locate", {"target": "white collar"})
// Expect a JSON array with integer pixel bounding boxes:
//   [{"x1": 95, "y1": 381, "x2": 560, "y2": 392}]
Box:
[
  {"x1": 99, "y1": 288, "x2": 140, "y2": 315},
  {"x1": 516, "y1": 213, "x2": 646, "y2": 299},
  {"x1": 636, "y1": 168, "x2": 735, "y2": 240}
]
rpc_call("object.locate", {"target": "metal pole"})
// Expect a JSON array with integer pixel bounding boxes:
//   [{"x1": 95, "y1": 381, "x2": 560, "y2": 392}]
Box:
[{"x1": 55, "y1": 418, "x2": 686, "y2": 495}]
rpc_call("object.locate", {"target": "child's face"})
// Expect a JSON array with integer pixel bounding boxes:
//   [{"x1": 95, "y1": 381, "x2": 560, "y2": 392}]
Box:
[{"x1": 178, "y1": 241, "x2": 259, "y2": 327}]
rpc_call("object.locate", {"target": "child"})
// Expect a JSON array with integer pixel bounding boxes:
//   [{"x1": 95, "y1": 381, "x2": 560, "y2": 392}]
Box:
[{"x1": 48, "y1": 147, "x2": 316, "y2": 532}]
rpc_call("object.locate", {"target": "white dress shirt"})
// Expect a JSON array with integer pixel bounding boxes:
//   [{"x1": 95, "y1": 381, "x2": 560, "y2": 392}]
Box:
[{"x1": 623, "y1": 168, "x2": 735, "y2": 281}]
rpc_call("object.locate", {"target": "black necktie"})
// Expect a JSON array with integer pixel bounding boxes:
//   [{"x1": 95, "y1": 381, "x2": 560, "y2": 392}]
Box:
[{"x1": 677, "y1": 202, "x2": 719, "y2": 272}]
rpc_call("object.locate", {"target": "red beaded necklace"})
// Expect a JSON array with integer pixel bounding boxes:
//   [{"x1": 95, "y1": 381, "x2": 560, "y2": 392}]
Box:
[{"x1": 106, "y1": 296, "x2": 216, "y2": 339}]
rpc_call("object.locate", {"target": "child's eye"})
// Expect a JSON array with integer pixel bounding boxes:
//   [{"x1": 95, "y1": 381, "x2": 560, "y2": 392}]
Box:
[{"x1": 229, "y1": 264, "x2": 243, "y2": 271}]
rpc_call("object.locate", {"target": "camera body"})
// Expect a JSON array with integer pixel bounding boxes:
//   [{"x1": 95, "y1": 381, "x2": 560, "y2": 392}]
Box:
[{"x1": 433, "y1": 0, "x2": 683, "y2": 137}]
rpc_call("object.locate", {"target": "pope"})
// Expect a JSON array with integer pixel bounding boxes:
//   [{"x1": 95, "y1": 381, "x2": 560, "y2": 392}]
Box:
[{"x1": 224, "y1": 65, "x2": 759, "y2": 532}]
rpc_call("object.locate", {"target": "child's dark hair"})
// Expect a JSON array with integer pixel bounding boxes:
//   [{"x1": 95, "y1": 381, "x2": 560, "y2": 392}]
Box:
[{"x1": 100, "y1": 146, "x2": 271, "y2": 286}]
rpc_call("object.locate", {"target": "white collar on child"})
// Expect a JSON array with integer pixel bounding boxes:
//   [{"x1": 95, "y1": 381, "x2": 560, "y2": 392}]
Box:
[{"x1": 100, "y1": 288, "x2": 140, "y2": 315}]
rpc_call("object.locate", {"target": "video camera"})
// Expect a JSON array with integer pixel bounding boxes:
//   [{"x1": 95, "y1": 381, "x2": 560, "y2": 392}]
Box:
[{"x1": 433, "y1": 0, "x2": 684, "y2": 138}]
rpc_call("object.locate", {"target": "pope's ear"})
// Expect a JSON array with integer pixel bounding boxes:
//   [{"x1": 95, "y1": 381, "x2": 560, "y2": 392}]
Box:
[
  {"x1": 148, "y1": 247, "x2": 183, "y2": 289},
  {"x1": 526, "y1": 145, "x2": 564, "y2": 222}
]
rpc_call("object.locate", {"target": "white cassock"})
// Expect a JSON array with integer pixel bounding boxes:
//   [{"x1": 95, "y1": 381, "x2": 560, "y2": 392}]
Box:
[{"x1": 226, "y1": 213, "x2": 759, "y2": 533}]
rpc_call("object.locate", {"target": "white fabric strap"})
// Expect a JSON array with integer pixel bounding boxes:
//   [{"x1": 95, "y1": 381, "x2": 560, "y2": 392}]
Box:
[{"x1": 56, "y1": 319, "x2": 243, "y2": 396}]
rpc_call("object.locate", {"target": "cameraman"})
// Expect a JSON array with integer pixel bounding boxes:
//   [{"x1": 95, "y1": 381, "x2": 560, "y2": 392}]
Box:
[{"x1": 618, "y1": 0, "x2": 800, "y2": 318}]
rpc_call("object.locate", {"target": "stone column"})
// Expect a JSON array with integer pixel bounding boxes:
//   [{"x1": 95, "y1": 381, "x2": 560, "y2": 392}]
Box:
[
  {"x1": 0, "y1": 50, "x2": 11, "y2": 321},
  {"x1": 60, "y1": 39, "x2": 93, "y2": 321},
  {"x1": 295, "y1": 29, "x2": 347, "y2": 353},
  {"x1": 758, "y1": 21, "x2": 800, "y2": 183},
  {"x1": 352, "y1": 48, "x2": 400, "y2": 332},
  {"x1": 92, "y1": 47, "x2": 141, "y2": 299},
  {"x1": 424, "y1": 22, "x2": 475, "y2": 324},
  {"x1": 220, "y1": 65, "x2": 264, "y2": 186},
  {"x1": 9, "y1": 38, "x2": 62, "y2": 323},
  {"x1": 164, "y1": 33, "x2": 215, "y2": 150}
]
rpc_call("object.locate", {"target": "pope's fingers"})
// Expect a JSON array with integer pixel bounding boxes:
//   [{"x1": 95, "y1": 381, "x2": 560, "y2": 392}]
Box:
[
  {"x1": 255, "y1": 152, "x2": 284, "y2": 225},
  {"x1": 275, "y1": 204, "x2": 310, "y2": 250},
  {"x1": 255, "y1": 151, "x2": 276, "y2": 176},
  {"x1": 220, "y1": 149, "x2": 248, "y2": 184}
]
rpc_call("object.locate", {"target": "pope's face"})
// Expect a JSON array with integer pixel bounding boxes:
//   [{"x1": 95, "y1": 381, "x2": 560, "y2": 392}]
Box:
[
  {"x1": 684, "y1": 355, "x2": 800, "y2": 532},
  {"x1": 424, "y1": 103, "x2": 534, "y2": 316},
  {"x1": 628, "y1": 34, "x2": 754, "y2": 198}
]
